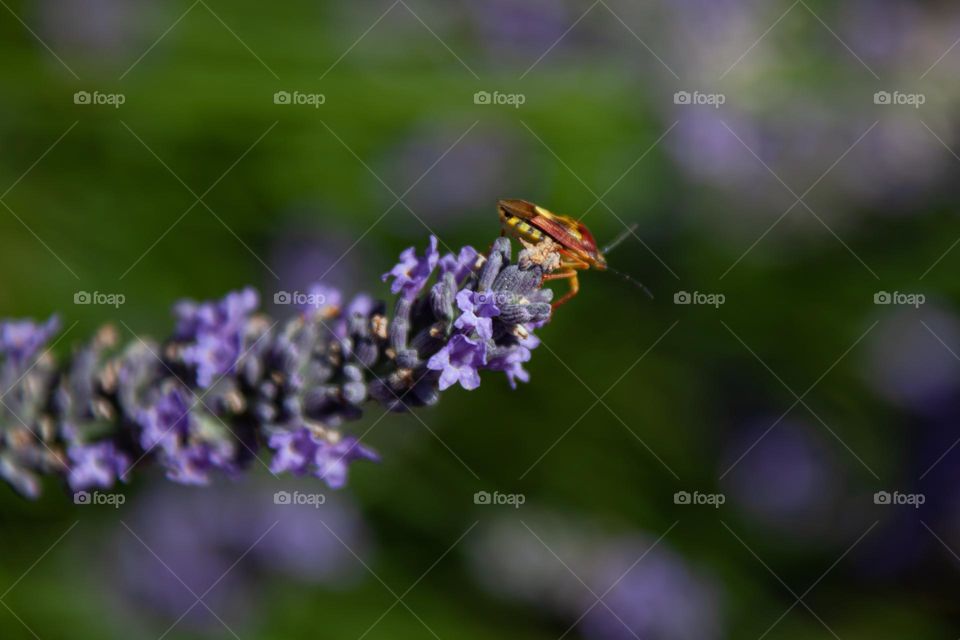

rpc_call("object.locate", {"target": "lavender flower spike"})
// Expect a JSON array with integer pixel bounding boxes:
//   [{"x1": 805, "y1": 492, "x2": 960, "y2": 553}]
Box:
[{"x1": 0, "y1": 233, "x2": 554, "y2": 499}]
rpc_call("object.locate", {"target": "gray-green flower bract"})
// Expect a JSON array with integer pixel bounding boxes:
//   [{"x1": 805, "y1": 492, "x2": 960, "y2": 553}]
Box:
[{"x1": 0, "y1": 236, "x2": 552, "y2": 498}]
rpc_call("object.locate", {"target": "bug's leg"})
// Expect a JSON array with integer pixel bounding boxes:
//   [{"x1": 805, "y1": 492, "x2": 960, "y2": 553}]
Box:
[
  {"x1": 542, "y1": 255, "x2": 589, "y2": 309},
  {"x1": 542, "y1": 269, "x2": 577, "y2": 281},
  {"x1": 542, "y1": 269, "x2": 579, "y2": 308}
]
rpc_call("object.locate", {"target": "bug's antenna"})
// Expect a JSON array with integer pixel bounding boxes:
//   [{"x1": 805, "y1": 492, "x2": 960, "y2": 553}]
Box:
[
  {"x1": 602, "y1": 223, "x2": 638, "y2": 255},
  {"x1": 606, "y1": 266, "x2": 654, "y2": 299}
]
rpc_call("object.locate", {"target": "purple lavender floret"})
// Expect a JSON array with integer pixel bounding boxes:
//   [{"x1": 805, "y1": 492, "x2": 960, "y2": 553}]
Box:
[
  {"x1": 382, "y1": 235, "x2": 439, "y2": 300},
  {"x1": 439, "y1": 245, "x2": 479, "y2": 284},
  {"x1": 314, "y1": 437, "x2": 379, "y2": 489},
  {"x1": 454, "y1": 290, "x2": 494, "y2": 341},
  {"x1": 0, "y1": 233, "x2": 554, "y2": 499},
  {"x1": 175, "y1": 287, "x2": 258, "y2": 388},
  {"x1": 66, "y1": 441, "x2": 129, "y2": 491},
  {"x1": 135, "y1": 386, "x2": 239, "y2": 485},
  {"x1": 428, "y1": 334, "x2": 486, "y2": 391},
  {"x1": 136, "y1": 386, "x2": 191, "y2": 453},
  {"x1": 0, "y1": 316, "x2": 60, "y2": 366},
  {"x1": 268, "y1": 426, "x2": 317, "y2": 475},
  {"x1": 302, "y1": 283, "x2": 342, "y2": 315},
  {"x1": 488, "y1": 333, "x2": 538, "y2": 389},
  {"x1": 0, "y1": 315, "x2": 63, "y2": 497},
  {"x1": 470, "y1": 290, "x2": 502, "y2": 318},
  {"x1": 268, "y1": 426, "x2": 376, "y2": 487}
]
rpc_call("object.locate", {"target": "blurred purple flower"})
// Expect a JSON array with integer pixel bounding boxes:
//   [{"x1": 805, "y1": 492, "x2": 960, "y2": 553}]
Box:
[
  {"x1": 175, "y1": 288, "x2": 259, "y2": 388},
  {"x1": 721, "y1": 420, "x2": 844, "y2": 537},
  {"x1": 36, "y1": 0, "x2": 154, "y2": 62},
  {"x1": 463, "y1": 0, "x2": 589, "y2": 62},
  {"x1": 470, "y1": 511, "x2": 723, "y2": 640},
  {"x1": 302, "y1": 283, "x2": 343, "y2": 317},
  {"x1": 862, "y1": 305, "x2": 960, "y2": 413},
  {"x1": 314, "y1": 437, "x2": 380, "y2": 488},
  {"x1": 668, "y1": 111, "x2": 765, "y2": 188},
  {"x1": 66, "y1": 441, "x2": 130, "y2": 491},
  {"x1": 658, "y1": 0, "x2": 759, "y2": 77},
  {"x1": 839, "y1": 0, "x2": 924, "y2": 67},
  {"x1": 268, "y1": 426, "x2": 377, "y2": 488},
  {"x1": 583, "y1": 539, "x2": 723, "y2": 640},
  {"x1": 346, "y1": 292, "x2": 375, "y2": 318},
  {"x1": 135, "y1": 387, "x2": 237, "y2": 485},
  {"x1": 268, "y1": 427, "x2": 317, "y2": 476},
  {"x1": 136, "y1": 387, "x2": 190, "y2": 453},
  {"x1": 382, "y1": 236, "x2": 439, "y2": 300},
  {"x1": 107, "y1": 480, "x2": 369, "y2": 635},
  {"x1": 164, "y1": 439, "x2": 237, "y2": 486},
  {"x1": 0, "y1": 316, "x2": 60, "y2": 366}
]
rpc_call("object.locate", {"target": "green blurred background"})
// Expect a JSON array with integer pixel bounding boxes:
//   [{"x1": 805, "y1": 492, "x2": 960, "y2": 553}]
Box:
[{"x1": 3, "y1": 0, "x2": 960, "y2": 638}]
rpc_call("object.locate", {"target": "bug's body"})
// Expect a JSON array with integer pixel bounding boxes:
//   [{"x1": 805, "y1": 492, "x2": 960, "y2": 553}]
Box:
[{"x1": 497, "y1": 199, "x2": 607, "y2": 308}]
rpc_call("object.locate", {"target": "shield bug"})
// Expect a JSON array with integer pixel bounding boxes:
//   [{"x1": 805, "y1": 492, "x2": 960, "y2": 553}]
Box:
[{"x1": 497, "y1": 199, "x2": 648, "y2": 308}]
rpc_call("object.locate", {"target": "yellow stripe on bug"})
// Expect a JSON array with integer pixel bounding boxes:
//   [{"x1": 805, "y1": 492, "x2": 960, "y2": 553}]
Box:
[{"x1": 504, "y1": 215, "x2": 543, "y2": 242}]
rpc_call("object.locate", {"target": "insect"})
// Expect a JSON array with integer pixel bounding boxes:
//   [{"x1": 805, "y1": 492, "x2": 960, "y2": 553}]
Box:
[{"x1": 497, "y1": 199, "x2": 647, "y2": 308}]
